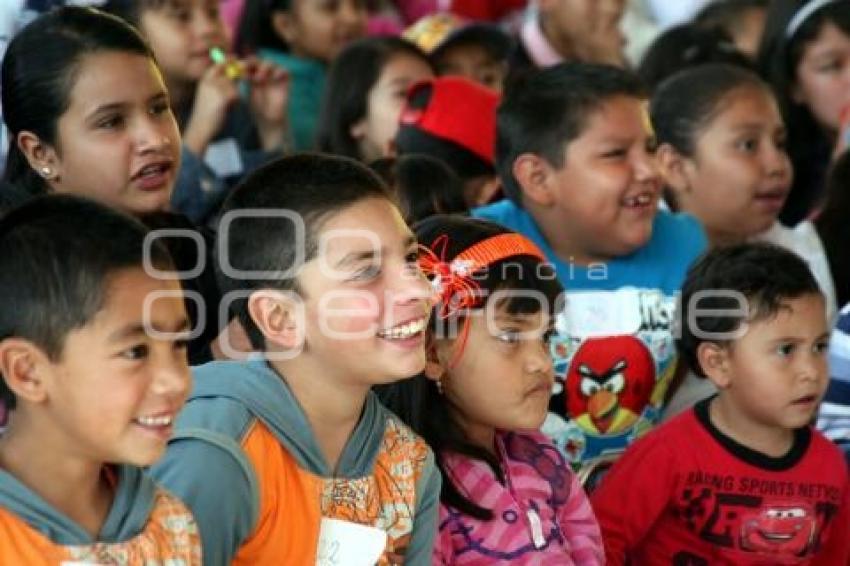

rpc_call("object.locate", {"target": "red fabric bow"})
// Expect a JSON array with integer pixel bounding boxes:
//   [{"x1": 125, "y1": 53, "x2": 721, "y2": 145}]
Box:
[{"x1": 418, "y1": 235, "x2": 482, "y2": 319}]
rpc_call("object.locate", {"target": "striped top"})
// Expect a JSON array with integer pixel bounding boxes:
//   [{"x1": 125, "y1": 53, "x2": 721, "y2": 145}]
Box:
[
  {"x1": 434, "y1": 431, "x2": 603, "y2": 565},
  {"x1": 818, "y1": 303, "x2": 850, "y2": 454}
]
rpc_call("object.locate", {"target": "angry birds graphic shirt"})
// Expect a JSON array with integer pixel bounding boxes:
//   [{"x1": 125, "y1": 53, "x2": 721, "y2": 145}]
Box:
[{"x1": 474, "y1": 198, "x2": 708, "y2": 469}]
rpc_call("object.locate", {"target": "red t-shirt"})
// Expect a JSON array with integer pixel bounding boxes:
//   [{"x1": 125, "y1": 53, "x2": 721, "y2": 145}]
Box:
[{"x1": 591, "y1": 398, "x2": 850, "y2": 565}]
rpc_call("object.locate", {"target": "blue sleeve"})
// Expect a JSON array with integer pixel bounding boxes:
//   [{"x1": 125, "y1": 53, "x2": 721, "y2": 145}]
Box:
[
  {"x1": 151, "y1": 429, "x2": 259, "y2": 566},
  {"x1": 405, "y1": 449, "x2": 442, "y2": 566},
  {"x1": 170, "y1": 146, "x2": 230, "y2": 224}
]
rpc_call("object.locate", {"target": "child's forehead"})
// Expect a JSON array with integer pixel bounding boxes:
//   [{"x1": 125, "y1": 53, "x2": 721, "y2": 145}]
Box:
[
  {"x1": 146, "y1": 0, "x2": 216, "y2": 11},
  {"x1": 312, "y1": 198, "x2": 413, "y2": 254},
  {"x1": 740, "y1": 294, "x2": 828, "y2": 337},
  {"x1": 565, "y1": 95, "x2": 649, "y2": 146}
]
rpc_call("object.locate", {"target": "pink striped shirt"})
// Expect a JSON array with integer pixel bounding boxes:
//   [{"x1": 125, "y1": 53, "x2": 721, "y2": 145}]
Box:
[{"x1": 434, "y1": 431, "x2": 604, "y2": 565}]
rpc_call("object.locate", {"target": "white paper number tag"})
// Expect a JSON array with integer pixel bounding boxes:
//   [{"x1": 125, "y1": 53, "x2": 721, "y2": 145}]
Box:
[
  {"x1": 315, "y1": 518, "x2": 387, "y2": 566},
  {"x1": 204, "y1": 138, "x2": 244, "y2": 178}
]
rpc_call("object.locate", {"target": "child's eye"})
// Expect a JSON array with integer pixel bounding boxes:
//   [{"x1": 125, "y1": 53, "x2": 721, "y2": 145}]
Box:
[
  {"x1": 350, "y1": 264, "x2": 380, "y2": 281},
  {"x1": 150, "y1": 100, "x2": 172, "y2": 117},
  {"x1": 121, "y1": 344, "x2": 149, "y2": 360},
  {"x1": 817, "y1": 59, "x2": 842, "y2": 73},
  {"x1": 96, "y1": 114, "x2": 124, "y2": 130},
  {"x1": 496, "y1": 330, "x2": 522, "y2": 344},
  {"x1": 165, "y1": 6, "x2": 191, "y2": 22},
  {"x1": 735, "y1": 138, "x2": 758, "y2": 153},
  {"x1": 814, "y1": 340, "x2": 830, "y2": 355},
  {"x1": 204, "y1": 1, "x2": 220, "y2": 19},
  {"x1": 776, "y1": 343, "x2": 795, "y2": 357},
  {"x1": 600, "y1": 148, "x2": 627, "y2": 159}
]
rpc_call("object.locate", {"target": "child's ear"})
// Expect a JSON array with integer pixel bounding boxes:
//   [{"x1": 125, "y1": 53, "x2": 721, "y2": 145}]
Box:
[
  {"x1": 423, "y1": 335, "x2": 447, "y2": 382},
  {"x1": 16, "y1": 131, "x2": 60, "y2": 184},
  {"x1": 656, "y1": 143, "x2": 692, "y2": 195},
  {"x1": 473, "y1": 177, "x2": 501, "y2": 207},
  {"x1": 247, "y1": 290, "x2": 304, "y2": 350},
  {"x1": 0, "y1": 338, "x2": 49, "y2": 404},
  {"x1": 697, "y1": 342, "x2": 733, "y2": 389},
  {"x1": 349, "y1": 119, "x2": 366, "y2": 141},
  {"x1": 512, "y1": 153, "x2": 555, "y2": 206},
  {"x1": 271, "y1": 10, "x2": 297, "y2": 45}
]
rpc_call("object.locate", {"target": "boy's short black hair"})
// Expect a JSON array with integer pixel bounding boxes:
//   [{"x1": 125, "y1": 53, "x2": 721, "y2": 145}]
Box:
[
  {"x1": 677, "y1": 243, "x2": 822, "y2": 378},
  {"x1": 431, "y1": 23, "x2": 513, "y2": 66},
  {"x1": 496, "y1": 62, "x2": 645, "y2": 205},
  {"x1": 215, "y1": 153, "x2": 392, "y2": 350},
  {"x1": 0, "y1": 194, "x2": 173, "y2": 409}
]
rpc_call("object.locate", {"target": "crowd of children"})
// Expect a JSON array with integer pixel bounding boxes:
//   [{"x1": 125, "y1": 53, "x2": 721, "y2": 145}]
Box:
[{"x1": 2, "y1": 0, "x2": 850, "y2": 564}]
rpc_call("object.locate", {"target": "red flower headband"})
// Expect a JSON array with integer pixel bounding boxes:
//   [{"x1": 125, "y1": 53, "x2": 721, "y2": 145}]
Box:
[{"x1": 418, "y1": 232, "x2": 548, "y2": 366}]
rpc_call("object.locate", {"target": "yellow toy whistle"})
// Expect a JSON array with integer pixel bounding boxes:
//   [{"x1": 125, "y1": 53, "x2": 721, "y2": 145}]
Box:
[{"x1": 209, "y1": 47, "x2": 243, "y2": 80}]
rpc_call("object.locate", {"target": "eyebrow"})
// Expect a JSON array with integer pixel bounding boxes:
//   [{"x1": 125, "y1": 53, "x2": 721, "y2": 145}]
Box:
[
  {"x1": 108, "y1": 317, "x2": 191, "y2": 342},
  {"x1": 87, "y1": 92, "x2": 169, "y2": 120},
  {"x1": 769, "y1": 332, "x2": 831, "y2": 344},
  {"x1": 333, "y1": 235, "x2": 417, "y2": 269}
]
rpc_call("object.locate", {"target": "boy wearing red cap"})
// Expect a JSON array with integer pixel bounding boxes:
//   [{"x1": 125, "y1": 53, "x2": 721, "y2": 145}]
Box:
[
  {"x1": 395, "y1": 75, "x2": 501, "y2": 207},
  {"x1": 474, "y1": 63, "x2": 707, "y2": 476}
]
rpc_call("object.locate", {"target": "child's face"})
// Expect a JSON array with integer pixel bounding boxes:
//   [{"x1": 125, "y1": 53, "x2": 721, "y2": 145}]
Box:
[
  {"x1": 435, "y1": 307, "x2": 553, "y2": 447},
  {"x1": 353, "y1": 52, "x2": 434, "y2": 162},
  {"x1": 730, "y1": 7, "x2": 767, "y2": 59},
  {"x1": 41, "y1": 268, "x2": 191, "y2": 467},
  {"x1": 435, "y1": 44, "x2": 506, "y2": 92},
  {"x1": 793, "y1": 22, "x2": 850, "y2": 132},
  {"x1": 50, "y1": 52, "x2": 181, "y2": 216},
  {"x1": 675, "y1": 86, "x2": 792, "y2": 244},
  {"x1": 296, "y1": 197, "x2": 432, "y2": 384},
  {"x1": 545, "y1": 96, "x2": 661, "y2": 262},
  {"x1": 540, "y1": 0, "x2": 625, "y2": 64},
  {"x1": 714, "y1": 293, "x2": 829, "y2": 433},
  {"x1": 279, "y1": 0, "x2": 367, "y2": 63},
  {"x1": 140, "y1": 0, "x2": 228, "y2": 84}
]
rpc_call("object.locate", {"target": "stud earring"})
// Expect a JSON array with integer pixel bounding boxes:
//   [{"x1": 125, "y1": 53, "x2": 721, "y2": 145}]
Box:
[{"x1": 40, "y1": 166, "x2": 52, "y2": 178}]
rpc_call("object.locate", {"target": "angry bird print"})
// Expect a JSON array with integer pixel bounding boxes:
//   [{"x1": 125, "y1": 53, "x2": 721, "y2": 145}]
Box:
[{"x1": 565, "y1": 335, "x2": 656, "y2": 435}]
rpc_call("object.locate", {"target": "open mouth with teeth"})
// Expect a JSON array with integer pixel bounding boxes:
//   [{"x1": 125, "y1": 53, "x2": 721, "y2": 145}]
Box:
[
  {"x1": 622, "y1": 193, "x2": 655, "y2": 208},
  {"x1": 376, "y1": 318, "x2": 427, "y2": 341},
  {"x1": 133, "y1": 162, "x2": 172, "y2": 190},
  {"x1": 133, "y1": 414, "x2": 173, "y2": 429}
]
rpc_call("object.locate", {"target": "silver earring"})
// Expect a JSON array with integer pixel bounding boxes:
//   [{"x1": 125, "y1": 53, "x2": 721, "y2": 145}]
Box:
[{"x1": 40, "y1": 166, "x2": 52, "y2": 178}]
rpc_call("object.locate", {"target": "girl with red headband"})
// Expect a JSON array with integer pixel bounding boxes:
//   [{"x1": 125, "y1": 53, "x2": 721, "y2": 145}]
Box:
[{"x1": 378, "y1": 215, "x2": 603, "y2": 565}]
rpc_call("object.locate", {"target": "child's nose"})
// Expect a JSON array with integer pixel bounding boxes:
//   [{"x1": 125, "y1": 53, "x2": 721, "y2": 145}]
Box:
[
  {"x1": 152, "y1": 357, "x2": 192, "y2": 399},
  {"x1": 338, "y1": 0, "x2": 365, "y2": 25},
  {"x1": 526, "y1": 339, "x2": 554, "y2": 375},
  {"x1": 136, "y1": 119, "x2": 172, "y2": 153},
  {"x1": 633, "y1": 148, "x2": 660, "y2": 182},
  {"x1": 797, "y1": 353, "x2": 827, "y2": 382},
  {"x1": 388, "y1": 262, "x2": 432, "y2": 306}
]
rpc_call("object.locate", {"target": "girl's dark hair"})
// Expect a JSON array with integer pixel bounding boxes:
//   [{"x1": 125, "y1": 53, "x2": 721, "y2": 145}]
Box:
[
  {"x1": 695, "y1": 0, "x2": 770, "y2": 38},
  {"x1": 1, "y1": 6, "x2": 153, "y2": 197},
  {"x1": 234, "y1": 0, "x2": 290, "y2": 57},
  {"x1": 376, "y1": 215, "x2": 562, "y2": 520},
  {"x1": 638, "y1": 24, "x2": 753, "y2": 92},
  {"x1": 815, "y1": 150, "x2": 850, "y2": 308},
  {"x1": 370, "y1": 154, "x2": 468, "y2": 223},
  {"x1": 757, "y1": 0, "x2": 850, "y2": 225},
  {"x1": 651, "y1": 63, "x2": 770, "y2": 210},
  {"x1": 316, "y1": 36, "x2": 432, "y2": 160}
]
